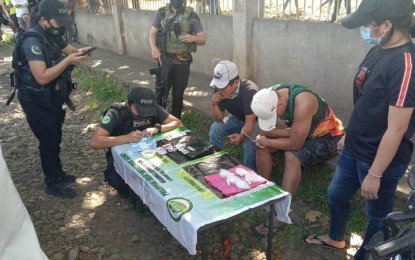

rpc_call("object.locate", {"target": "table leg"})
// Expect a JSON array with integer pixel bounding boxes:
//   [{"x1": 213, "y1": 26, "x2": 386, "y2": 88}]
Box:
[
  {"x1": 267, "y1": 204, "x2": 275, "y2": 259},
  {"x1": 201, "y1": 229, "x2": 207, "y2": 260}
]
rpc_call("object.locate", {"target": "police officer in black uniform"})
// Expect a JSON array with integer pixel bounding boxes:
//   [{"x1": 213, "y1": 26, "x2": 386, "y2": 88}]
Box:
[
  {"x1": 16, "y1": 0, "x2": 92, "y2": 198},
  {"x1": 89, "y1": 86, "x2": 182, "y2": 197}
]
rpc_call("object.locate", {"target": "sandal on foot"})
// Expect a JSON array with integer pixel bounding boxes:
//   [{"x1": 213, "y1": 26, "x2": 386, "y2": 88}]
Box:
[
  {"x1": 251, "y1": 221, "x2": 287, "y2": 238},
  {"x1": 302, "y1": 234, "x2": 347, "y2": 251}
]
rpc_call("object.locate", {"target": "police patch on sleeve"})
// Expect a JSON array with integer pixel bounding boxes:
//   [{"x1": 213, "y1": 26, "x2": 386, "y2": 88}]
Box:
[
  {"x1": 102, "y1": 116, "x2": 111, "y2": 124},
  {"x1": 31, "y1": 44, "x2": 42, "y2": 55}
]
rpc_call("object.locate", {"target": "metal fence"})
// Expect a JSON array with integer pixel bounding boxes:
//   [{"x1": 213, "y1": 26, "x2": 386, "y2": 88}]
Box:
[
  {"x1": 77, "y1": 0, "x2": 113, "y2": 15},
  {"x1": 123, "y1": 0, "x2": 141, "y2": 10},
  {"x1": 120, "y1": 0, "x2": 360, "y2": 21},
  {"x1": 131, "y1": 0, "x2": 232, "y2": 15},
  {"x1": 264, "y1": 0, "x2": 361, "y2": 22},
  {"x1": 76, "y1": 0, "x2": 363, "y2": 22}
]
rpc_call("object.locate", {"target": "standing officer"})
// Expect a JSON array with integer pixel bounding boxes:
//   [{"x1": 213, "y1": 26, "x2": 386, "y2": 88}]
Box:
[
  {"x1": 16, "y1": 0, "x2": 92, "y2": 198},
  {"x1": 149, "y1": 0, "x2": 205, "y2": 119}
]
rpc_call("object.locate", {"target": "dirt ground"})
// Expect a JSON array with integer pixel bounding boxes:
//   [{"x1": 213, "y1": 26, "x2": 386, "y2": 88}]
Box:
[{"x1": 0, "y1": 58, "x2": 359, "y2": 260}]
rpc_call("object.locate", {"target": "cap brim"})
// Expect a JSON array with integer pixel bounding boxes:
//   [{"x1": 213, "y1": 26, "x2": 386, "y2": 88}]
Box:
[
  {"x1": 210, "y1": 78, "x2": 229, "y2": 89},
  {"x1": 341, "y1": 11, "x2": 372, "y2": 29},
  {"x1": 257, "y1": 115, "x2": 276, "y2": 131},
  {"x1": 134, "y1": 103, "x2": 157, "y2": 117},
  {"x1": 55, "y1": 16, "x2": 74, "y2": 27}
]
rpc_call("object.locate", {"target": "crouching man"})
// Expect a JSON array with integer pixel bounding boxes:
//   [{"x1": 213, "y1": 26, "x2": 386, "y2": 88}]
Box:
[
  {"x1": 90, "y1": 86, "x2": 182, "y2": 197},
  {"x1": 209, "y1": 60, "x2": 259, "y2": 170},
  {"x1": 251, "y1": 84, "x2": 344, "y2": 237}
]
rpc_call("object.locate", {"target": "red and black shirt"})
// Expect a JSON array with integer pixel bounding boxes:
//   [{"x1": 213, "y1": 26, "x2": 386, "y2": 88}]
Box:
[{"x1": 346, "y1": 42, "x2": 415, "y2": 165}]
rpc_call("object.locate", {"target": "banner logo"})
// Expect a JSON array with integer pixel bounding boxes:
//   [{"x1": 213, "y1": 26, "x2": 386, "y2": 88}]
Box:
[{"x1": 166, "y1": 197, "x2": 193, "y2": 222}]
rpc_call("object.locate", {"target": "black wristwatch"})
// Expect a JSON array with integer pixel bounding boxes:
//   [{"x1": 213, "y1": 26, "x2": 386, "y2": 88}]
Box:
[{"x1": 154, "y1": 123, "x2": 162, "y2": 133}]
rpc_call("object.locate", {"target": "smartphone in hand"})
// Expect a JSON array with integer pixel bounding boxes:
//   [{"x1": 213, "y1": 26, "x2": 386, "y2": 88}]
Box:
[{"x1": 81, "y1": 47, "x2": 96, "y2": 56}]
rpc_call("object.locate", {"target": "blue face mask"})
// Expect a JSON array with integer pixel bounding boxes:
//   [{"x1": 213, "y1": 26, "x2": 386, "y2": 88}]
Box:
[{"x1": 359, "y1": 26, "x2": 388, "y2": 45}]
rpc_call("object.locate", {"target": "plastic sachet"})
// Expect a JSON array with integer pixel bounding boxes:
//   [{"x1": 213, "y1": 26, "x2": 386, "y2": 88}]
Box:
[
  {"x1": 234, "y1": 167, "x2": 262, "y2": 184},
  {"x1": 130, "y1": 137, "x2": 157, "y2": 153},
  {"x1": 219, "y1": 169, "x2": 250, "y2": 189},
  {"x1": 204, "y1": 164, "x2": 267, "y2": 196}
]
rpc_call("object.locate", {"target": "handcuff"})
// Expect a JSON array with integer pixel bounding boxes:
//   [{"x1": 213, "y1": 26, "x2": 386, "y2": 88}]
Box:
[
  {"x1": 255, "y1": 135, "x2": 266, "y2": 148},
  {"x1": 241, "y1": 133, "x2": 252, "y2": 143}
]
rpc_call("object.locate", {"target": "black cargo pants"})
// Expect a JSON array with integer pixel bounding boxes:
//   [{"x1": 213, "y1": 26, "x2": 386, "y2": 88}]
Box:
[{"x1": 18, "y1": 87, "x2": 66, "y2": 185}]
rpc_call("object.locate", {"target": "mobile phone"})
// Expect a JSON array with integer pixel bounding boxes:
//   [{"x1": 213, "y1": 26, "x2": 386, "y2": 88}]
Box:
[{"x1": 81, "y1": 47, "x2": 96, "y2": 56}]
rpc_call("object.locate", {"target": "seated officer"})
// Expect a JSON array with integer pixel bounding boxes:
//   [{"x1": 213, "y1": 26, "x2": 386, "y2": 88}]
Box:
[
  {"x1": 251, "y1": 85, "x2": 344, "y2": 237},
  {"x1": 89, "y1": 86, "x2": 182, "y2": 196},
  {"x1": 209, "y1": 60, "x2": 259, "y2": 170}
]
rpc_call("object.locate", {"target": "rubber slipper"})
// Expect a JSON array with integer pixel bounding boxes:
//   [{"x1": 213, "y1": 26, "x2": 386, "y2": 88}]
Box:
[
  {"x1": 302, "y1": 234, "x2": 347, "y2": 251},
  {"x1": 251, "y1": 221, "x2": 287, "y2": 238}
]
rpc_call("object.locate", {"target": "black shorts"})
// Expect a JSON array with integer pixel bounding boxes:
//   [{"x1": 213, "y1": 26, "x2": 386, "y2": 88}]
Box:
[{"x1": 292, "y1": 135, "x2": 342, "y2": 168}]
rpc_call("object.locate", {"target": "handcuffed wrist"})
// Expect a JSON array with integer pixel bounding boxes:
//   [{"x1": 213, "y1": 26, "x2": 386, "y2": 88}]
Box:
[{"x1": 256, "y1": 135, "x2": 266, "y2": 148}]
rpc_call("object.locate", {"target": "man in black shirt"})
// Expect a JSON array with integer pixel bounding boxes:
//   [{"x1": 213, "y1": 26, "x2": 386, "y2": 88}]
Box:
[
  {"x1": 89, "y1": 86, "x2": 182, "y2": 196},
  {"x1": 209, "y1": 60, "x2": 259, "y2": 170}
]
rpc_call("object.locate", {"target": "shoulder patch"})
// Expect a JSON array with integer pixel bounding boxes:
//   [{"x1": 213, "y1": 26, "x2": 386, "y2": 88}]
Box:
[
  {"x1": 31, "y1": 45, "x2": 41, "y2": 55},
  {"x1": 102, "y1": 116, "x2": 111, "y2": 124}
]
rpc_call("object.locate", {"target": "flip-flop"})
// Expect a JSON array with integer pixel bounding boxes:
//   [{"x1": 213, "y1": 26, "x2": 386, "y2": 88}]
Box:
[
  {"x1": 251, "y1": 221, "x2": 287, "y2": 238},
  {"x1": 302, "y1": 234, "x2": 347, "y2": 251}
]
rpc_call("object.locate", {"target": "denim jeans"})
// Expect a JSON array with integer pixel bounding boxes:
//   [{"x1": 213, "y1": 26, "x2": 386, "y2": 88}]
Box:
[
  {"x1": 209, "y1": 114, "x2": 258, "y2": 170},
  {"x1": 327, "y1": 148, "x2": 406, "y2": 259}
]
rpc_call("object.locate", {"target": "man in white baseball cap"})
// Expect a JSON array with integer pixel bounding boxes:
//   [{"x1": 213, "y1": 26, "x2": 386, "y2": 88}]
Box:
[
  {"x1": 209, "y1": 60, "x2": 259, "y2": 170},
  {"x1": 251, "y1": 84, "x2": 344, "y2": 237}
]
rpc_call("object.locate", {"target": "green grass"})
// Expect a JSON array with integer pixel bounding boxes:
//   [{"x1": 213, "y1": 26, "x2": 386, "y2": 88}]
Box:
[
  {"x1": 296, "y1": 165, "x2": 368, "y2": 234},
  {"x1": 0, "y1": 32, "x2": 15, "y2": 56},
  {"x1": 3, "y1": 32, "x2": 15, "y2": 45},
  {"x1": 73, "y1": 68, "x2": 129, "y2": 120}
]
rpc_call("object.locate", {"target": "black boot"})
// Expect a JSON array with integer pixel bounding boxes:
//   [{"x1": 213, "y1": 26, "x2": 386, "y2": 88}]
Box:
[
  {"x1": 45, "y1": 183, "x2": 76, "y2": 198},
  {"x1": 60, "y1": 174, "x2": 76, "y2": 184},
  {"x1": 59, "y1": 170, "x2": 76, "y2": 184}
]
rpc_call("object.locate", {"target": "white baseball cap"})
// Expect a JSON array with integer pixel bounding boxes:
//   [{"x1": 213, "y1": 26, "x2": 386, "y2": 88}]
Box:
[
  {"x1": 210, "y1": 60, "x2": 239, "y2": 89},
  {"x1": 251, "y1": 88, "x2": 278, "y2": 131}
]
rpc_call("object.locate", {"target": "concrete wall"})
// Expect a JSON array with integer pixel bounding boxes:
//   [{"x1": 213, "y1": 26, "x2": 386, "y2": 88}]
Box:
[
  {"x1": 74, "y1": 7, "x2": 372, "y2": 115},
  {"x1": 190, "y1": 14, "x2": 233, "y2": 74},
  {"x1": 120, "y1": 10, "x2": 233, "y2": 74},
  {"x1": 76, "y1": 12, "x2": 119, "y2": 53},
  {"x1": 122, "y1": 10, "x2": 154, "y2": 60},
  {"x1": 252, "y1": 19, "x2": 371, "y2": 112}
]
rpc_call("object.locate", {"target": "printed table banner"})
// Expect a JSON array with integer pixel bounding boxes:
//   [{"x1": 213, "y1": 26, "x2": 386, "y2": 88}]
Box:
[{"x1": 112, "y1": 128, "x2": 292, "y2": 255}]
